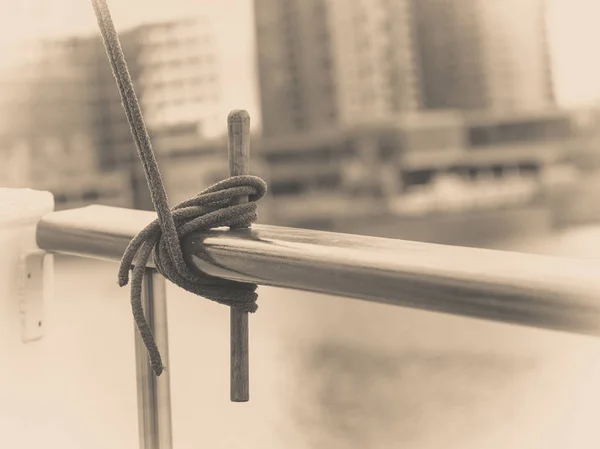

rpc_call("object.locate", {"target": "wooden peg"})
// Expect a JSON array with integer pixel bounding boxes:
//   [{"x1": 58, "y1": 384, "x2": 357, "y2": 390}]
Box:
[{"x1": 227, "y1": 109, "x2": 251, "y2": 402}]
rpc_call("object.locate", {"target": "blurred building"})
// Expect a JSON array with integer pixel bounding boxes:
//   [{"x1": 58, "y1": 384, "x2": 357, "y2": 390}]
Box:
[
  {"x1": 71, "y1": 33, "x2": 140, "y2": 171},
  {"x1": 0, "y1": 38, "x2": 99, "y2": 188},
  {"x1": 257, "y1": 110, "x2": 466, "y2": 226},
  {"x1": 159, "y1": 139, "x2": 274, "y2": 220},
  {"x1": 254, "y1": 0, "x2": 555, "y2": 139},
  {"x1": 253, "y1": 0, "x2": 423, "y2": 138},
  {"x1": 255, "y1": 105, "x2": 600, "y2": 233},
  {"x1": 122, "y1": 17, "x2": 223, "y2": 209},
  {"x1": 0, "y1": 16, "x2": 224, "y2": 210},
  {"x1": 69, "y1": 16, "x2": 221, "y2": 169},
  {"x1": 135, "y1": 18, "x2": 222, "y2": 141},
  {"x1": 411, "y1": 0, "x2": 554, "y2": 111}
]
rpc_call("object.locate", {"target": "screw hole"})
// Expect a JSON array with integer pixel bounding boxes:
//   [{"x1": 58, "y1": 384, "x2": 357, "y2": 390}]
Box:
[
  {"x1": 27, "y1": 273, "x2": 31, "y2": 279},
  {"x1": 38, "y1": 321, "x2": 42, "y2": 327}
]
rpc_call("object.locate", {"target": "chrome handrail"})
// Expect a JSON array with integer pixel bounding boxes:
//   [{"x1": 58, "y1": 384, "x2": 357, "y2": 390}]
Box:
[
  {"x1": 35, "y1": 203, "x2": 600, "y2": 449},
  {"x1": 37, "y1": 204, "x2": 600, "y2": 337}
]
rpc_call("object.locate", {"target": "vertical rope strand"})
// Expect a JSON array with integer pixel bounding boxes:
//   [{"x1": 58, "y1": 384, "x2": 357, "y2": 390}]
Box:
[{"x1": 90, "y1": 0, "x2": 267, "y2": 376}]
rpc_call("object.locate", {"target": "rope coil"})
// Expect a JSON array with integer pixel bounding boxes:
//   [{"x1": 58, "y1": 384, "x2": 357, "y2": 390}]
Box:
[{"x1": 91, "y1": 0, "x2": 266, "y2": 376}]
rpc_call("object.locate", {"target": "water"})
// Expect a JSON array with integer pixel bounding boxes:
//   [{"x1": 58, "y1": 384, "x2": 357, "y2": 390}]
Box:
[{"x1": 44, "y1": 227, "x2": 600, "y2": 448}]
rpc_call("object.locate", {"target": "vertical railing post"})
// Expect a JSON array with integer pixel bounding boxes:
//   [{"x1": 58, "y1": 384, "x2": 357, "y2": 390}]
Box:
[
  {"x1": 134, "y1": 268, "x2": 173, "y2": 449},
  {"x1": 227, "y1": 110, "x2": 251, "y2": 402}
]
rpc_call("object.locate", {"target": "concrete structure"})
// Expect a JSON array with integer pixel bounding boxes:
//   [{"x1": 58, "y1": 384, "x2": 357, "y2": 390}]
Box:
[
  {"x1": 134, "y1": 17, "x2": 222, "y2": 140},
  {"x1": 253, "y1": 0, "x2": 422, "y2": 138},
  {"x1": 0, "y1": 16, "x2": 221, "y2": 164},
  {"x1": 0, "y1": 16, "x2": 223, "y2": 210},
  {"x1": 256, "y1": 110, "x2": 466, "y2": 202},
  {"x1": 412, "y1": 0, "x2": 554, "y2": 111},
  {"x1": 0, "y1": 38, "x2": 99, "y2": 187},
  {"x1": 66, "y1": 17, "x2": 221, "y2": 169},
  {"x1": 256, "y1": 108, "x2": 584, "y2": 202},
  {"x1": 254, "y1": 0, "x2": 555, "y2": 139}
]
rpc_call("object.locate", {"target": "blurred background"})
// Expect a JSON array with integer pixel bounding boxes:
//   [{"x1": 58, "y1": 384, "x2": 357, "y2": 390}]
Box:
[
  {"x1": 4, "y1": 1, "x2": 600, "y2": 448},
  {"x1": 2, "y1": 0, "x2": 600, "y2": 244}
]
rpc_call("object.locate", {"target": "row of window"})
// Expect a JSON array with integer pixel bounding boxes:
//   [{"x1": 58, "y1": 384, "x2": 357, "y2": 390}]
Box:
[
  {"x1": 467, "y1": 118, "x2": 573, "y2": 147},
  {"x1": 405, "y1": 163, "x2": 540, "y2": 187},
  {"x1": 139, "y1": 74, "x2": 218, "y2": 93},
  {"x1": 137, "y1": 45, "x2": 215, "y2": 67},
  {"x1": 139, "y1": 19, "x2": 209, "y2": 45},
  {"x1": 140, "y1": 57, "x2": 216, "y2": 76},
  {"x1": 263, "y1": 113, "x2": 571, "y2": 168},
  {"x1": 270, "y1": 172, "x2": 342, "y2": 196},
  {"x1": 142, "y1": 91, "x2": 219, "y2": 110},
  {"x1": 268, "y1": 161, "x2": 542, "y2": 198},
  {"x1": 140, "y1": 34, "x2": 211, "y2": 49},
  {"x1": 264, "y1": 140, "x2": 393, "y2": 164}
]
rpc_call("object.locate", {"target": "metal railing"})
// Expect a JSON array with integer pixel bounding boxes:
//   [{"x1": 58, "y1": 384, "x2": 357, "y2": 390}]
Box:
[{"x1": 35, "y1": 204, "x2": 600, "y2": 449}]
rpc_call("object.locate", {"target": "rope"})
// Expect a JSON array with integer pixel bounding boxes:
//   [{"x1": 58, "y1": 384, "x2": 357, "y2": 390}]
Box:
[{"x1": 91, "y1": 0, "x2": 267, "y2": 376}]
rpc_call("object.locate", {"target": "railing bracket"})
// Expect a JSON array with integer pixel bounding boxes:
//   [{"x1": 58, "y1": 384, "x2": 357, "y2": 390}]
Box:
[{"x1": 18, "y1": 250, "x2": 51, "y2": 343}]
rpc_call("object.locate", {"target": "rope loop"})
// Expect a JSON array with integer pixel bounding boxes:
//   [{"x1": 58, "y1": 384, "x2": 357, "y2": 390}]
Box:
[
  {"x1": 119, "y1": 174, "x2": 267, "y2": 308},
  {"x1": 118, "y1": 175, "x2": 267, "y2": 376}
]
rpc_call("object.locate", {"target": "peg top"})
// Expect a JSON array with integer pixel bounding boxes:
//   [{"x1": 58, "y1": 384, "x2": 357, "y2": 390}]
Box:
[{"x1": 228, "y1": 110, "x2": 250, "y2": 125}]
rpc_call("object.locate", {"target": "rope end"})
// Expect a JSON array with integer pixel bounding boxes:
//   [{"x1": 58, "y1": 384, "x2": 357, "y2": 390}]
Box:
[{"x1": 151, "y1": 362, "x2": 166, "y2": 377}]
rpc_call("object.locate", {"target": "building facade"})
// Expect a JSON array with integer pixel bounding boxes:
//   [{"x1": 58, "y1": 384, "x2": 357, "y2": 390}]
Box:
[
  {"x1": 411, "y1": 0, "x2": 554, "y2": 111},
  {"x1": 135, "y1": 17, "x2": 222, "y2": 140},
  {"x1": 254, "y1": 0, "x2": 555, "y2": 139},
  {"x1": 0, "y1": 37, "x2": 99, "y2": 188},
  {"x1": 0, "y1": 16, "x2": 223, "y2": 209},
  {"x1": 254, "y1": 0, "x2": 422, "y2": 138}
]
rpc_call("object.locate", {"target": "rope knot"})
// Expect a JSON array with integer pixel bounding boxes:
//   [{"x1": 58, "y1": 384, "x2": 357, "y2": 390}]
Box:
[
  {"x1": 92, "y1": 0, "x2": 268, "y2": 378},
  {"x1": 118, "y1": 175, "x2": 267, "y2": 375}
]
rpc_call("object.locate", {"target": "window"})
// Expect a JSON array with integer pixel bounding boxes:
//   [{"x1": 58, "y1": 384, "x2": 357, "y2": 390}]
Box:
[
  {"x1": 294, "y1": 115, "x2": 305, "y2": 130},
  {"x1": 403, "y1": 169, "x2": 435, "y2": 187},
  {"x1": 82, "y1": 190, "x2": 99, "y2": 201},
  {"x1": 265, "y1": 146, "x2": 337, "y2": 164},
  {"x1": 315, "y1": 172, "x2": 341, "y2": 189},
  {"x1": 271, "y1": 180, "x2": 307, "y2": 196},
  {"x1": 54, "y1": 193, "x2": 68, "y2": 204},
  {"x1": 468, "y1": 126, "x2": 493, "y2": 146}
]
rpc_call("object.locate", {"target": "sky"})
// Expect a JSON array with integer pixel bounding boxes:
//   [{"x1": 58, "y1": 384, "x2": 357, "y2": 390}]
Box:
[
  {"x1": 546, "y1": 0, "x2": 600, "y2": 107},
  {"x1": 0, "y1": 0, "x2": 599, "y2": 127}
]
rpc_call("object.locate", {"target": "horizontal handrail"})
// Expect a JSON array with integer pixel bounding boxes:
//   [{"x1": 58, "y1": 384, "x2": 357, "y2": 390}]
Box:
[{"x1": 36, "y1": 205, "x2": 600, "y2": 337}]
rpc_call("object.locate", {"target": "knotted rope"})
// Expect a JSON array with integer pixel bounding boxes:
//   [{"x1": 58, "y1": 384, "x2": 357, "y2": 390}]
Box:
[{"x1": 91, "y1": 0, "x2": 267, "y2": 376}]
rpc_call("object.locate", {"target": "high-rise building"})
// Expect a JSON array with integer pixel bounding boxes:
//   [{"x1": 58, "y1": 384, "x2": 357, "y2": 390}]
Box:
[
  {"x1": 411, "y1": 0, "x2": 554, "y2": 111},
  {"x1": 0, "y1": 16, "x2": 223, "y2": 209},
  {"x1": 134, "y1": 17, "x2": 222, "y2": 139},
  {"x1": 0, "y1": 37, "x2": 100, "y2": 185},
  {"x1": 254, "y1": 0, "x2": 422, "y2": 138},
  {"x1": 0, "y1": 15, "x2": 222, "y2": 171},
  {"x1": 254, "y1": 0, "x2": 555, "y2": 138}
]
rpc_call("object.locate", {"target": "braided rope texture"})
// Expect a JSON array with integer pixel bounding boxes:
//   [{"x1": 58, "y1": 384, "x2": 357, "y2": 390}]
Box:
[
  {"x1": 91, "y1": 0, "x2": 267, "y2": 376},
  {"x1": 120, "y1": 176, "x2": 267, "y2": 376}
]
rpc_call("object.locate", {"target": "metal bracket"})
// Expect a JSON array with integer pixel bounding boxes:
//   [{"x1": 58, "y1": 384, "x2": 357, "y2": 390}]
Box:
[{"x1": 17, "y1": 250, "x2": 51, "y2": 343}]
